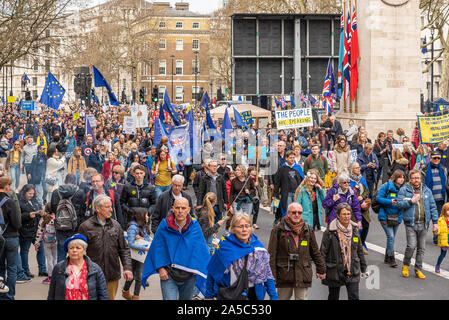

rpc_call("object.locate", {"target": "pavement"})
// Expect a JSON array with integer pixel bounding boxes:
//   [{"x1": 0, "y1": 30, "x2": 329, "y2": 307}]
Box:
[{"x1": 11, "y1": 171, "x2": 449, "y2": 300}]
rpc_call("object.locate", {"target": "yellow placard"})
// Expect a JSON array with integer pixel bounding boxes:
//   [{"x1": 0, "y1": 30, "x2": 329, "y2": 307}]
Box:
[
  {"x1": 7, "y1": 96, "x2": 15, "y2": 103},
  {"x1": 418, "y1": 113, "x2": 449, "y2": 144}
]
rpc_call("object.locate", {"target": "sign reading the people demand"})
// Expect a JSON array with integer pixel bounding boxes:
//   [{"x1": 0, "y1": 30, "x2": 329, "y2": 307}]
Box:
[
  {"x1": 275, "y1": 108, "x2": 313, "y2": 129},
  {"x1": 417, "y1": 113, "x2": 449, "y2": 144}
]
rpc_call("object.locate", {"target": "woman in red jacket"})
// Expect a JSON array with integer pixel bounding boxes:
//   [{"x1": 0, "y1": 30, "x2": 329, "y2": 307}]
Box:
[{"x1": 102, "y1": 153, "x2": 121, "y2": 181}]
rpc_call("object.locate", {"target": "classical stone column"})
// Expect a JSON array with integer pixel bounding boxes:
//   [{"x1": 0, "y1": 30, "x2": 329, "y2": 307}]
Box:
[{"x1": 336, "y1": 0, "x2": 421, "y2": 141}]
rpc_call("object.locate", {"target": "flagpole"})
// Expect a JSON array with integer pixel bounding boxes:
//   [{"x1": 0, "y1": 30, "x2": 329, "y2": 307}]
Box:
[
  {"x1": 354, "y1": 0, "x2": 359, "y2": 114},
  {"x1": 348, "y1": 0, "x2": 353, "y2": 114},
  {"x1": 343, "y1": 0, "x2": 347, "y2": 113}
]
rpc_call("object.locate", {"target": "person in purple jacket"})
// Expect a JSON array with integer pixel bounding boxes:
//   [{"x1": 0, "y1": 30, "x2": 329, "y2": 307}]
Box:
[{"x1": 322, "y1": 173, "x2": 362, "y2": 230}]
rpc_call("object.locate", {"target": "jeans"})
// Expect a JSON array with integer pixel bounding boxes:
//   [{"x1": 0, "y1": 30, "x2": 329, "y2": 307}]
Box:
[
  {"x1": 155, "y1": 185, "x2": 171, "y2": 199},
  {"x1": 123, "y1": 260, "x2": 144, "y2": 296},
  {"x1": 0, "y1": 236, "x2": 19, "y2": 300},
  {"x1": 213, "y1": 205, "x2": 223, "y2": 223},
  {"x1": 403, "y1": 223, "x2": 427, "y2": 271},
  {"x1": 233, "y1": 201, "x2": 253, "y2": 215},
  {"x1": 328, "y1": 282, "x2": 359, "y2": 300},
  {"x1": 380, "y1": 221, "x2": 399, "y2": 252},
  {"x1": 24, "y1": 163, "x2": 32, "y2": 183},
  {"x1": 9, "y1": 164, "x2": 20, "y2": 190},
  {"x1": 56, "y1": 231, "x2": 72, "y2": 263},
  {"x1": 34, "y1": 181, "x2": 45, "y2": 207},
  {"x1": 437, "y1": 248, "x2": 448, "y2": 266},
  {"x1": 160, "y1": 274, "x2": 197, "y2": 300},
  {"x1": 19, "y1": 239, "x2": 46, "y2": 274}
]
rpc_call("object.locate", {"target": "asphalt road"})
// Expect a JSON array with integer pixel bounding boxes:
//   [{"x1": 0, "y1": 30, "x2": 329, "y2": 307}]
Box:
[{"x1": 12, "y1": 173, "x2": 449, "y2": 300}]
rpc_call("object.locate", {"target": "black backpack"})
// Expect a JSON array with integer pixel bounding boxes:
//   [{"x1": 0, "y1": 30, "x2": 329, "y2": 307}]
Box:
[
  {"x1": 55, "y1": 190, "x2": 78, "y2": 231},
  {"x1": 370, "y1": 189, "x2": 381, "y2": 214},
  {"x1": 0, "y1": 196, "x2": 9, "y2": 235}
]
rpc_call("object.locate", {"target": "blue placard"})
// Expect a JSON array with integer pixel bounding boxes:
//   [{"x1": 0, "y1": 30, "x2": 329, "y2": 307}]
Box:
[
  {"x1": 21, "y1": 101, "x2": 35, "y2": 111},
  {"x1": 240, "y1": 111, "x2": 254, "y2": 125}
]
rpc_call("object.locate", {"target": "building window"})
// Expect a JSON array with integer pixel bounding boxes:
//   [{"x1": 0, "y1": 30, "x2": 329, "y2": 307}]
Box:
[
  {"x1": 141, "y1": 62, "x2": 148, "y2": 76},
  {"x1": 159, "y1": 21, "x2": 166, "y2": 29},
  {"x1": 33, "y1": 90, "x2": 38, "y2": 99},
  {"x1": 175, "y1": 86, "x2": 183, "y2": 101},
  {"x1": 158, "y1": 86, "x2": 166, "y2": 100},
  {"x1": 176, "y1": 39, "x2": 183, "y2": 50},
  {"x1": 192, "y1": 22, "x2": 200, "y2": 29},
  {"x1": 159, "y1": 60, "x2": 166, "y2": 75},
  {"x1": 192, "y1": 86, "x2": 199, "y2": 100},
  {"x1": 33, "y1": 59, "x2": 39, "y2": 71},
  {"x1": 45, "y1": 59, "x2": 50, "y2": 73},
  {"x1": 175, "y1": 60, "x2": 183, "y2": 75},
  {"x1": 176, "y1": 21, "x2": 183, "y2": 29},
  {"x1": 45, "y1": 44, "x2": 50, "y2": 54},
  {"x1": 159, "y1": 38, "x2": 166, "y2": 50},
  {"x1": 46, "y1": 29, "x2": 50, "y2": 37},
  {"x1": 32, "y1": 77, "x2": 37, "y2": 86},
  {"x1": 192, "y1": 60, "x2": 200, "y2": 74},
  {"x1": 192, "y1": 39, "x2": 200, "y2": 50}
]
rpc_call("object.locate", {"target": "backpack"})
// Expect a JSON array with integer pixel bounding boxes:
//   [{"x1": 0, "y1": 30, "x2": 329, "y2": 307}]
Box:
[
  {"x1": 0, "y1": 196, "x2": 9, "y2": 235},
  {"x1": 43, "y1": 220, "x2": 57, "y2": 243},
  {"x1": 370, "y1": 189, "x2": 381, "y2": 214},
  {"x1": 308, "y1": 154, "x2": 326, "y2": 167},
  {"x1": 55, "y1": 190, "x2": 78, "y2": 231}
]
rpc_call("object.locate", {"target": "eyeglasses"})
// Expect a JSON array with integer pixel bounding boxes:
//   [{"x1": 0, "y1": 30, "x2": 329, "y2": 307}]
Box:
[
  {"x1": 113, "y1": 171, "x2": 121, "y2": 174},
  {"x1": 341, "y1": 181, "x2": 350, "y2": 184},
  {"x1": 289, "y1": 211, "x2": 303, "y2": 215},
  {"x1": 235, "y1": 224, "x2": 251, "y2": 229}
]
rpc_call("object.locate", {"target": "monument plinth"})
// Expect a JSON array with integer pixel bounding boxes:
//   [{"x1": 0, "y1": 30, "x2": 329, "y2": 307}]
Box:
[{"x1": 336, "y1": 0, "x2": 421, "y2": 140}]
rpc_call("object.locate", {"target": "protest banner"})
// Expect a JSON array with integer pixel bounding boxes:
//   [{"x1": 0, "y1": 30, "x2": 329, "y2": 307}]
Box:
[
  {"x1": 86, "y1": 114, "x2": 97, "y2": 127},
  {"x1": 350, "y1": 150, "x2": 358, "y2": 163},
  {"x1": 275, "y1": 108, "x2": 313, "y2": 130},
  {"x1": 21, "y1": 101, "x2": 34, "y2": 111},
  {"x1": 241, "y1": 110, "x2": 254, "y2": 125},
  {"x1": 418, "y1": 113, "x2": 449, "y2": 144},
  {"x1": 123, "y1": 116, "x2": 136, "y2": 134},
  {"x1": 124, "y1": 232, "x2": 151, "y2": 263}
]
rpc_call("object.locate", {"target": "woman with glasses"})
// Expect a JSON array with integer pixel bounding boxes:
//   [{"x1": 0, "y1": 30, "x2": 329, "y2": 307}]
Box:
[
  {"x1": 322, "y1": 173, "x2": 362, "y2": 229},
  {"x1": 205, "y1": 213, "x2": 278, "y2": 300},
  {"x1": 320, "y1": 203, "x2": 367, "y2": 300},
  {"x1": 105, "y1": 165, "x2": 126, "y2": 198},
  {"x1": 5, "y1": 141, "x2": 22, "y2": 192}
]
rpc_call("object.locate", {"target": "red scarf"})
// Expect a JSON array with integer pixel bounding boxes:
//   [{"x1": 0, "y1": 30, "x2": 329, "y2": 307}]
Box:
[{"x1": 65, "y1": 260, "x2": 89, "y2": 300}]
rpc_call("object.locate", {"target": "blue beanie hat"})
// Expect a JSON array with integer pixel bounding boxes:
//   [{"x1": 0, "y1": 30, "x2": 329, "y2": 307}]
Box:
[{"x1": 63, "y1": 233, "x2": 88, "y2": 253}]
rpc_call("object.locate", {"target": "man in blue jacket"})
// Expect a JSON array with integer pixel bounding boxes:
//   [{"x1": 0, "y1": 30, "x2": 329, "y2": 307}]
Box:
[
  {"x1": 397, "y1": 169, "x2": 439, "y2": 279},
  {"x1": 357, "y1": 143, "x2": 379, "y2": 198}
]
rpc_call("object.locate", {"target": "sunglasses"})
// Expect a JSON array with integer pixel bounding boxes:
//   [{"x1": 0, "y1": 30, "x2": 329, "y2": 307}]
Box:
[{"x1": 432, "y1": 157, "x2": 441, "y2": 160}]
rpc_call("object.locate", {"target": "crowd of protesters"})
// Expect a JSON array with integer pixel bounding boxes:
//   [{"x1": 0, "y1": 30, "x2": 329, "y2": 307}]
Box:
[{"x1": 0, "y1": 99, "x2": 447, "y2": 301}]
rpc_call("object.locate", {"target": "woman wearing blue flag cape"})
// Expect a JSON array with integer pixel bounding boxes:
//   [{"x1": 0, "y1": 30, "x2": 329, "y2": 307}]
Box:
[
  {"x1": 204, "y1": 213, "x2": 278, "y2": 300},
  {"x1": 141, "y1": 197, "x2": 210, "y2": 300}
]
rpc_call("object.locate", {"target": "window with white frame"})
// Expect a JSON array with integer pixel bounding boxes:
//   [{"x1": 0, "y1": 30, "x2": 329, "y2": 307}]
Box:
[
  {"x1": 192, "y1": 39, "x2": 200, "y2": 50},
  {"x1": 158, "y1": 86, "x2": 166, "y2": 100},
  {"x1": 175, "y1": 86, "x2": 183, "y2": 101},
  {"x1": 192, "y1": 60, "x2": 200, "y2": 74},
  {"x1": 192, "y1": 86, "x2": 199, "y2": 100},
  {"x1": 176, "y1": 21, "x2": 183, "y2": 29},
  {"x1": 159, "y1": 38, "x2": 166, "y2": 50},
  {"x1": 192, "y1": 22, "x2": 200, "y2": 29},
  {"x1": 175, "y1": 60, "x2": 183, "y2": 75},
  {"x1": 176, "y1": 39, "x2": 183, "y2": 50},
  {"x1": 159, "y1": 60, "x2": 166, "y2": 75}
]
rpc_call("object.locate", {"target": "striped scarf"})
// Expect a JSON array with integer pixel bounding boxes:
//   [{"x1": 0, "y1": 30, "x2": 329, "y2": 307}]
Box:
[{"x1": 336, "y1": 220, "x2": 352, "y2": 275}]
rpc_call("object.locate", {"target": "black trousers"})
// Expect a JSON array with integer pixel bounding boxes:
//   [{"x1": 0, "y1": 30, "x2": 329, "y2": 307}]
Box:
[
  {"x1": 183, "y1": 165, "x2": 193, "y2": 187},
  {"x1": 328, "y1": 282, "x2": 359, "y2": 300},
  {"x1": 252, "y1": 199, "x2": 260, "y2": 225}
]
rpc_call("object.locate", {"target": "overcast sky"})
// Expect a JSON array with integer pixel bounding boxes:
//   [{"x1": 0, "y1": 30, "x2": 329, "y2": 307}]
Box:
[{"x1": 86, "y1": 0, "x2": 221, "y2": 14}]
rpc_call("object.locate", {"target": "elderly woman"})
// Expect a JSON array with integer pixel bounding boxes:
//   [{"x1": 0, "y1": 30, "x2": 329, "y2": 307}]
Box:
[
  {"x1": 376, "y1": 169, "x2": 406, "y2": 268},
  {"x1": 320, "y1": 203, "x2": 368, "y2": 300},
  {"x1": 105, "y1": 164, "x2": 126, "y2": 198},
  {"x1": 323, "y1": 173, "x2": 362, "y2": 229},
  {"x1": 294, "y1": 169, "x2": 326, "y2": 230},
  {"x1": 205, "y1": 213, "x2": 278, "y2": 300},
  {"x1": 349, "y1": 163, "x2": 371, "y2": 255},
  {"x1": 47, "y1": 233, "x2": 109, "y2": 300}
]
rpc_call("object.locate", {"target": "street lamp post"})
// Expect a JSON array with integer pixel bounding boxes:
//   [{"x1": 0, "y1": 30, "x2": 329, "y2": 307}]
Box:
[
  {"x1": 170, "y1": 54, "x2": 175, "y2": 102},
  {"x1": 150, "y1": 58, "x2": 153, "y2": 108},
  {"x1": 430, "y1": 26, "x2": 435, "y2": 104},
  {"x1": 194, "y1": 51, "x2": 198, "y2": 107}
]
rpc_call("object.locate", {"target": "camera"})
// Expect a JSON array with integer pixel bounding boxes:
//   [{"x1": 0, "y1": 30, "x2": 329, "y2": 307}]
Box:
[{"x1": 288, "y1": 254, "x2": 299, "y2": 261}]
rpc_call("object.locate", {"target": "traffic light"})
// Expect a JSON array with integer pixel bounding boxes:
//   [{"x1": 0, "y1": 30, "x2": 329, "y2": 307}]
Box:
[
  {"x1": 91, "y1": 88, "x2": 95, "y2": 99},
  {"x1": 139, "y1": 88, "x2": 144, "y2": 103},
  {"x1": 152, "y1": 87, "x2": 158, "y2": 103}
]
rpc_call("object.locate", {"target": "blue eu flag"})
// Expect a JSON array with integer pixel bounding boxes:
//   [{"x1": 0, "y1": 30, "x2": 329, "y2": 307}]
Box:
[
  {"x1": 39, "y1": 72, "x2": 65, "y2": 110},
  {"x1": 92, "y1": 65, "x2": 119, "y2": 106}
]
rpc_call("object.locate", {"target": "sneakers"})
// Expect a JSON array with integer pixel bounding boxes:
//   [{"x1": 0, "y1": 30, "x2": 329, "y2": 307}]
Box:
[
  {"x1": 0, "y1": 280, "x2": 9, "y2": 293},
  {"x1": 415, "y1": 270, "x2": 426, "y2": 279},
  {"x1": 38, "y1": 272, "x2": 49, "y2": 277},
  {"x1": 42, "y1": 277, "x2": 51, "y2": 284},
  {"x1": 402, "y1": 265, "x2": 409, "y2": 278},
  {"x1": 25, "y1": 271, "x2": 35, "y2": 278},
  {"x1": 435, "y1": 264, "x2": 441, "y2": 274},
  {"x1": 16, "y1": 277, "x2": 31, "y2": 284}
]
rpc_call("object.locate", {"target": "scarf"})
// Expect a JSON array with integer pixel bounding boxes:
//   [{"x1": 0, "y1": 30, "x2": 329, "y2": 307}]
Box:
[
  {"x1": 336, "y1": 219, "x2": 353, "y2": 275},
  {"x1": 425, "y1": 163, "x2": 446, "y2": 196},
  {"x1": 283, "y1": 216, "x2": 305, "y2": 237}
]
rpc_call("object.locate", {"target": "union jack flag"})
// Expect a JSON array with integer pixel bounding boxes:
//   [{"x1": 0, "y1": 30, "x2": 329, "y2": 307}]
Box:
[{"x1": 279, "y1": 96, "x2": 287, "y2": 108}]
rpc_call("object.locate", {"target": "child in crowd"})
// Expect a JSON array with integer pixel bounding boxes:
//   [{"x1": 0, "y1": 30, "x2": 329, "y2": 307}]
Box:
[
  {"x1": 34, "y1": 203, "x2": 57, "y2": 284},
  {"x1": 435, "y1": 203, "x2": 449, "y2": 274}
]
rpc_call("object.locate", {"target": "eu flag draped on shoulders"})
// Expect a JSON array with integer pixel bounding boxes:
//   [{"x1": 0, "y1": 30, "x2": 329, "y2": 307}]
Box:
[
  {"x1": 205, "y1": 232, "x2": 278, "y2": 300},
  {"x1": 92, "y1": 65, "x2": 119, "y2": 106},
  {"x1": 141, "y1": 215, "x2": 211, "y2": 295},
  {"x1": 40, "y1": 72, "x2": 65, "y2": 110}
]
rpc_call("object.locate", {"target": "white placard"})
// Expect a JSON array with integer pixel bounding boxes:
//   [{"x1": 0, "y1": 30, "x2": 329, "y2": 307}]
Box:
[
  {"x1": 86, "y1": 114, "x2": 97, "y2": 127},
  {"x1": 124, "y1": 232, "x2": 151, "y2": 263},
  {"x1": 350, "y1": 150, "x2": 358, "y2": 163},
  {"x1": 275, "y1": 108, "x2": 313, "y2": 129},
  {"x1": 123, "y1": 116, "x2": 136, "y2": 134},
  {"x1": 392, "y1": 144, "x2": 403, "y2": 153}
]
